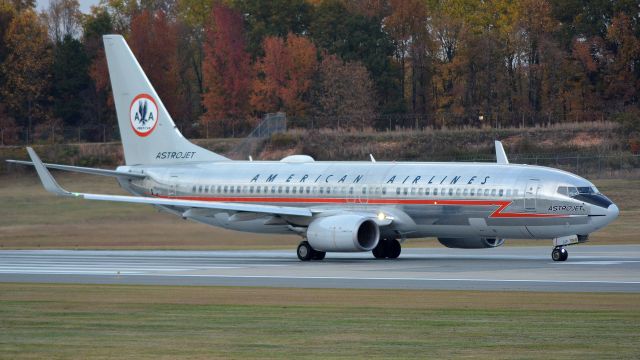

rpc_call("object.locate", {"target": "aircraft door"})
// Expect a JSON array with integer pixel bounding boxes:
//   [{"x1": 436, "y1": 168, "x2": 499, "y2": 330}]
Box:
[
  {"x1": 169, "y1": 175, "x2": 178, "y2": 197},
  {"x1": 524, "y1": 179, "x2": 540, "y2": 211}
]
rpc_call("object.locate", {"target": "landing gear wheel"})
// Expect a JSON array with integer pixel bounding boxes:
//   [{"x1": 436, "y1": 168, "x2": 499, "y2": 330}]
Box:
[
  {"x1": 387, "y1": 239, "x2": 401, "y2": 259},
  {"x1": 297, "y1": 241, "x2": 313, "y2": 261},
  {"x1": 372, "y1": 239, "x2": 402, "y2": 259},
  {"x1": 372, "y1": 242, "x2": 386, "y2": 259},
  {"x1": 552, "y1": 247, "x2": 568, "y2": 262},
  {"x1": 312, "y1": 250, "x2": 326, "y2": 260}
]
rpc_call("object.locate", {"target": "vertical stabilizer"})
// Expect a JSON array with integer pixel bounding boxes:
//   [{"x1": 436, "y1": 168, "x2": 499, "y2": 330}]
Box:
[{"x1": 103, "y1": 35, "x2": 229, "y2": 165}]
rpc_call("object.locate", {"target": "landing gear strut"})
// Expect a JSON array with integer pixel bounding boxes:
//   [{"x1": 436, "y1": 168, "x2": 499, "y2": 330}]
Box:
[
  {"x1": 372, "y1": 239, "x2": 401, "y2": 259},
  {"x1": 297, "y1": 241, "x2": 326, "y2": 261},
  {"x1": 551, "y1": 246, "x2": 568, "y2": 262}
]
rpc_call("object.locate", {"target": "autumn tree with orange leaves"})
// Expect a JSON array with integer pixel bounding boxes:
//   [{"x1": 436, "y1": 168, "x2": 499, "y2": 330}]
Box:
[
  {"x1": 128, "y1": 10, "x2": 186, "y2": 127},
  {"x1": 251, "y1": 34, "x2": 318, "y2": 118},
  {"x1": 201, "y1": 3, "x2": 252, "y2": 137}
]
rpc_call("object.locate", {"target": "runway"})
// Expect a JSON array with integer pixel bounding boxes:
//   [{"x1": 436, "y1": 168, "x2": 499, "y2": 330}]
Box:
[{"x1": 1, "y1": 245, "x2": 639, "y2": 292}]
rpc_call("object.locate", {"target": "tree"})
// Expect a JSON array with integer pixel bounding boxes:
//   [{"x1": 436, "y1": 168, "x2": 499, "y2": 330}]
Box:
[
  {"x1": 1, "y1": 10, "x2": 52, "y2": 133},
  {"x1": 43, "y1": 0, "x2": 82, "y2": 43},
  {"x1": 605, "y1": 13, "x2": 640, "y2": 109},
  {"x1": 201, "y1": 3, "x2": 252, "y2": 137},
  {"x1": 309, "y1": 0, "x2": 402, "y2": 113},
  {"x1": 250, "y1": 34, "x2": 318, "y2": 118},
  {"x1": 128, "y1": 10, "x2": 185, "y2": 124},
  {"x1": 233, "y1": 0, "x2": 312, "y2": 57},
  {"x1": 51, "y1": 35, "x2": 91, "y2": 127},
  {"x1": 310, "y1": 54, "x2": 376, "y2": 128}
]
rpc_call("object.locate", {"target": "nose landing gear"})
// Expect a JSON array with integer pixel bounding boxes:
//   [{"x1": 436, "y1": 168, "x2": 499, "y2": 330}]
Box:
[{"x1": 551, "y1": 246, "x2": 568, "y2": 261}]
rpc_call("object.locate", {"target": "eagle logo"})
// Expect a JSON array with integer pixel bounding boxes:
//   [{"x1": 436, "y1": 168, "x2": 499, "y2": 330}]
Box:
[{"x1": 129, "y1": 94, "x2": 159, "y2": 137}]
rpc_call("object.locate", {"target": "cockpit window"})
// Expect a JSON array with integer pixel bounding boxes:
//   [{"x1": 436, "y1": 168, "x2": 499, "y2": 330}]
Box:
[{"x1": 557, "y1": 184, "x2": 611, "y2": 208}]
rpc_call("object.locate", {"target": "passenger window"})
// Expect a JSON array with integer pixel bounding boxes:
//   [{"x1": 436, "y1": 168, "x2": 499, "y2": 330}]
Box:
[
  {"x1": 205, "y1": 186, "x2": 209, "y2": 193},
  {"x1": 192, "y1": 185, "x2": 196, "y2": 193},
  {"x1": 513, "y1": 189, "x2": 519, "y2": 196},
  {"x1": 362, "y1": 187, "x2": 366, "y2": 195},
  {"x1": 223, "y1": 185, "x2": 228, "y2": 193},
  {"x1": 499, "y1": 189, "x2": 504, "y2": 196},
  {"x1": 306, "y1": 187, "x2": 311, "y2": 194},
  {"x1": 278, "y1": 186, "x2": 282, "y2": 194},
  {"x1": 249, "y1": 186, "x2": 254, "y2": 193},
  {"x1": 230, "y1": 186, "x2": 234, "y2": 193},
  {"x1": 217, "y1": 186, "x2": 221, "y2": 193},
  {"x1": 425, "y1": 188, "x2": 430, "y2": 195},
  {"x1": 410, "y1": 188, "x2": 416, "y2": 195},
  {"x1": 455, "y1": 188, "x2": 461, "y2": 196},
  {"x1": 349, "y1": 187, "x2": 354, "y2": 195},
  {"x1": 433, "y1": 188, "x2": 438, "y2": 195},
  {"x1": 375, "y1": 187, "x2": 380, "y2": 195},
  {"x1": 237, "y1": 186, "x2": 241, "y2": 193},
  {"x1": 448, "y1": 188, "x2": 453, "y2": 196},
  {"x1": 382, "y1": 187, "x2": 387, "y2": 195},
  {"x1": 256, "y1": 186, "x2": 260, "y2": 194},
  {"x1": 470, "y1": 188, "x2": 475, "y2": 196},
  {"x1": 292, "y1": 187, "x2": 296, "y2": 194},
  {"x1": 198, "y1": 185, "x2": 203, "y2": 193},
  {"x1": 491, "y1": 189, "x2": 496, "y2": 196},
  {"x1": 506, "y1": 189, "x2": 511, "y2": 197},
  {"x1": 327, "y1": 187, "x2": 331, "y2": 194},
  {"x1": 463, "y1": 188, "x2": 469, "y2": 196},
  {"x1": 396, "y1": 187, "x2": 401, "y2": 195},
  {"x1": 403, "y1": 188, "x2": 408, "y2": 195},
  {"x1": 484, "y1": 189, "x2": 490, "y2": 196},
  {"x1": 319, "y1": 187, "x2": 324, "y2": 194},
  {"x1": 418, "y1": 188, "x2": 423, "y2": 195}
]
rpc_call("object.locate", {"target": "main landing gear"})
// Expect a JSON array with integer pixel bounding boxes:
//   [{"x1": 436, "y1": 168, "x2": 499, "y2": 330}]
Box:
[
  {"x1": 551, "y1": 246, "x2": 568, "y2": 262},
  {"x1": 372, "y1": 239, "x2": 401, "y2": 259},
  {"x1": 297, "y1": 241, "x2": 326, "y2": 261}
]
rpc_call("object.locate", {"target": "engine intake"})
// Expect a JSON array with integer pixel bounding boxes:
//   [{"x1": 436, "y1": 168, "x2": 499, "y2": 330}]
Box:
[
  {"x1": 307, "y1": 215, "x2": 379, "y2": 252},
  {"x1": 438, "y1": 237, "x2": 505, "y2": 249}
]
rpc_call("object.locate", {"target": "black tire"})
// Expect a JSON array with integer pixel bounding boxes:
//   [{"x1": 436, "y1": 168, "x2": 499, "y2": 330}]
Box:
[
  {"x1": 297, "y1": 241, "x2": 313, "y2": 261},
  {"x1": 387, "y1": 239, "x2": 401, "y2": 259},
  {"x1": 552, "y1": 248, "x2": 563, "y2": 261},
  {"x1": 372, "y1": 241, "x2": 386, "y2": 259},
  {"x1": 560, "y1": 248, "x2": 568, "y2": 261},
  {"x1": 312, "y1": 251, "x2": 326, "y2": 260}
]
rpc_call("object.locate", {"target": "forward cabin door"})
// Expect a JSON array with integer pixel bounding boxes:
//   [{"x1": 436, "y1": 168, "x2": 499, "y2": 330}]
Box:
[{"x1": 524, "y1": 179, "x2": 540, "y2": 211}]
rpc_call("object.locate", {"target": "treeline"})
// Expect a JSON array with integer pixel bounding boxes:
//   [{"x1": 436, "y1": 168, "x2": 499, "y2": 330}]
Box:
[{"x1": 0, "y1": 0, "x2": 639, "y2": 142}]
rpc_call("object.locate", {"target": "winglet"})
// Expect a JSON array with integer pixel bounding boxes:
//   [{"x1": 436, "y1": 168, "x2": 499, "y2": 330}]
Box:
[
  {"x1": 495, "y1": 141, "x2": 509, "y2": 164},
  {"x1": 26, "y1": 147, "x2": 75, "y2": 197}
]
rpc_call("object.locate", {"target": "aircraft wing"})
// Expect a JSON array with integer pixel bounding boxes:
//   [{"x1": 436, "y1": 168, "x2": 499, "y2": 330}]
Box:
[
  {"x1": 6, "y1": 159, "x2": 146, "y2": 179},
  {"x1": 25, "y1": 147, "x2": 312, "y2": 218}
]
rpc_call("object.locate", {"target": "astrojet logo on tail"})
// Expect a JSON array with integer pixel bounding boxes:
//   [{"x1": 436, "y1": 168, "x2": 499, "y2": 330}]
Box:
[{"x1": 129, "y1": 94, "x2": 159, "y2": 137}]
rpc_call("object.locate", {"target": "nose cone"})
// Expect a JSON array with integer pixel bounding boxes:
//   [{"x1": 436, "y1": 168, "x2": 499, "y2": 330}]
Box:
[{"x1": 607, "y1": 204, "x2": 619, "y2": 222}]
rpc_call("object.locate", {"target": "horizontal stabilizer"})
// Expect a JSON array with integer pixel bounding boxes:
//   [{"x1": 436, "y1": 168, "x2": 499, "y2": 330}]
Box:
[{"x1": 6, "y1": 159, "x2": 145, "y2": 178}]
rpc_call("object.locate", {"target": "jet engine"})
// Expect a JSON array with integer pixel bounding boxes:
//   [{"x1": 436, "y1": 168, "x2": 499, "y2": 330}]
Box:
[
  {"x1": 437, "y1": 237, "x2": 505, "y2": 249},
  {"x1": 307, "y1": 214, "x2": 379, "y2": 252}
]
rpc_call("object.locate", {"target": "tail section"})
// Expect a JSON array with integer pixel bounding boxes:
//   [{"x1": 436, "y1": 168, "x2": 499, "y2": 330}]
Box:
[{"x1": 103, "y1": 35, "x2": 229, "y2": 165}]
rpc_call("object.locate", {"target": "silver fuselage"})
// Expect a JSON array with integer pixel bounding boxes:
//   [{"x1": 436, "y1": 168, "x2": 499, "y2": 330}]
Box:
[{"x1": 116, "y1": 160, "x2": 619, "y2": 241}]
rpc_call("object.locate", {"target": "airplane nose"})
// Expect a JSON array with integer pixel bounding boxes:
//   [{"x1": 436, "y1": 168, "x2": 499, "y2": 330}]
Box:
[{"x1": 607, "y1": 204, "x2": 619, "y2": 221}]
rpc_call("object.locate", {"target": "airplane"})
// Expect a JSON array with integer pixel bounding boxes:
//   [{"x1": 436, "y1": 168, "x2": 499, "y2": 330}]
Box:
[{"x1": 8, "y1": 35, "x2": 619, "y2": 262}]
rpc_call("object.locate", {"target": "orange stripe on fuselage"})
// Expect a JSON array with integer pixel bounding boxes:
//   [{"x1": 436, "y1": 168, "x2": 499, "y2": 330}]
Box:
[{"x1": 151, "y1": 194, "x2": 567, "y2": 219}]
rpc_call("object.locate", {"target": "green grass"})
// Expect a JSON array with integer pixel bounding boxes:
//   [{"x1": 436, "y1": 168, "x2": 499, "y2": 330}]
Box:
[
  {"x1": 0, "y1": 284, "x2": 639, "y2": 359},
  {"x1": 0, "y1": 173, "x2": 637, "y2": 249}
]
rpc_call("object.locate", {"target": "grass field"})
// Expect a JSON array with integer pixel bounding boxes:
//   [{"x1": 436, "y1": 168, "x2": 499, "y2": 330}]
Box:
[
  {"x1": 0, "y1": 283, "x2": 638, "y2": 359},
  {"x1": 0, "y1": 172, "x2": 638, "y2": 249}
]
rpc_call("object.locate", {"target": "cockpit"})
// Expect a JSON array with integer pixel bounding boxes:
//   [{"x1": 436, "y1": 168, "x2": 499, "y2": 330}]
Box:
[{"x1": 557, "y1": 185, "x2": 613, "y2": 208}]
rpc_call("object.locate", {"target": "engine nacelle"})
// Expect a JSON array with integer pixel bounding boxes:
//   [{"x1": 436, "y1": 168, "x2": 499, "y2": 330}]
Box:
[
  {"x1": 438, "y1": 237, "x2": 505, "y2": 249},
  {"x1": 307, "y1": 215, "x2": 379, "y2": 252}
]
